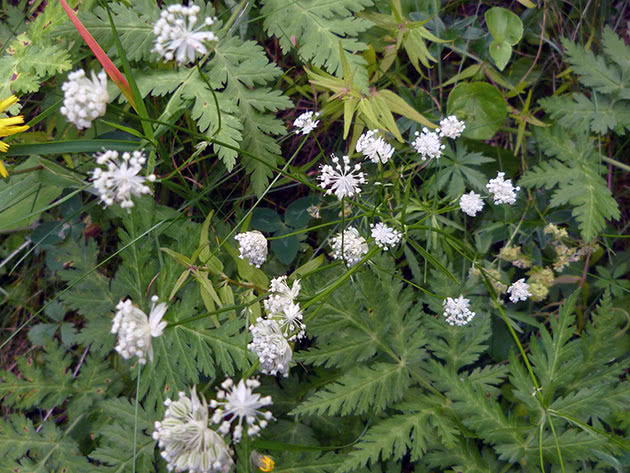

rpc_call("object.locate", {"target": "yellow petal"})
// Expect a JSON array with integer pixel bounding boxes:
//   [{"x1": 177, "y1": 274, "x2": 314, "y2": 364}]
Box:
[
  {"x1": 0, "y1": 123, "x2": 29, "y2": 138},
  {"x1": 0, "y1": 95, "x2": 18, "y2": 114},
  {"x1": 0, "y1": 115, "x2": 25, "y2": 126},
  {"x1": 0, "y1": 140, "x2": 9, "y2": 153},
  {"x1": 0, "y1": 160, "x2": 8, "y2": 178}
]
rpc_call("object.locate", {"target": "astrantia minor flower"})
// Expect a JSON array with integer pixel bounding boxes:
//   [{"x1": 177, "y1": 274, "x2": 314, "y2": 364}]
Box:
[
  {"x1": 210, "y1": 378, "x2": 273, "y2": 442},
  {"x1": 356, "y1": 129, "x2": 394, "y2": 164},
  {"x1": 153, "y1": 4, "x2": 217, "y2": 64},
  {"x1": 293, "y1": 111, "x2": 320, "y2": 135},
  {"x1": 264, "y1": 276, "x2": 305, "y2": 340},
  {"x1": 248, "y1": 318, "x2": 292, "y2": 377},
  {"x1": 330, "y1": 227, "x2": 368, "y2": 266},
  {"x1": 60, "y1": 69, "x2": 109, "y2": 130},
  {"x1": 111, "y1": 296, "x2": 167, "y2": 365},
  {"x1": 234, "y1": 231, "x2": 268, "y2": 268},
  {"x1": 91, "y1": 150, "x2": 156, "y2": 210},
  {"x1": 507, "y1": 278, "x2": 531, "y2": 303},
  {"x1": 411, "y1": 127, "x2": 444, "y2": 161},
  {"x1": 439, "y1": 115, "x2": 466, "y2": 139},
  {"x1": 318, "y1": 154, "x2": 366, "y2": 200},
  {"x1": 153, "y1": 387, "x2": 234, "y2": 473},
  {"x1": 443, "y1": 295, "x2": 476, "y2": 326},
  {"x1": 459, "y1": 191, "x2": 485, "y2": 217},
  {"x1": 486, "y1": 172, "x2": 520, "y2": 205},
  {"x1": 370, "y1": 222, "x2": 402, "y2": 250}
]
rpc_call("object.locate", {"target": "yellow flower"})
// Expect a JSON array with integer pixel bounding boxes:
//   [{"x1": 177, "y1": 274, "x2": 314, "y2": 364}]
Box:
[
  {"x1": 251, "y1": 451, "x2": 275, "y2": 472},
  {"x1": 0, "y1": 95, "x2": 30, "y2": 178}
]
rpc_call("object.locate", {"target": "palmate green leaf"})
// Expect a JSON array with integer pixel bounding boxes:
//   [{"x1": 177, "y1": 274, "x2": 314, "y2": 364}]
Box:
[
  {"x1": 89, "y1": 398, "x2": 156, "y2": 472},
  {"x1": 0, "y1": 414, "x2": 92, "y2": 472},
  {"x1": 207, "y1": 36, "x2": 292, "y2": 194},
  {"x1": 540, "y1": 93, "x2": 630, "y2": 135},
  {"x1": 261, "y1": 0, "x2": 374, "y2": 90},
  {"x1": 520, "y1": 125, "x2": 619, "y2": 240},
  {"x1": 433, "y1": 143, "x2": 494, "y2": 197},
  {"x1": 292, "y1": 362, "x2": 410, "y2": 416}
]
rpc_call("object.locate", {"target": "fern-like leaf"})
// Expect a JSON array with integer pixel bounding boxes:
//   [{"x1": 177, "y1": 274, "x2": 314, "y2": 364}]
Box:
[
  {"x1": 261, "y1": 0, "x2": 374, "y2": 87},
  {"x1": 520, "y1": 125, "x2": 619, "y2": 240},
  {"x1": 562, "y1": 27, "x2": 630, "y2": 100},
  {"x1": 293, "y1": 362, "x2": 410, "y2": 416},
  {"x1": 89, "y1": 397, "x2": 156, "y2": 472}
]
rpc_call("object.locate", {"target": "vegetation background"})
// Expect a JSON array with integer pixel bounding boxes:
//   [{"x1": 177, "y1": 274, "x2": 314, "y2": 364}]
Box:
[{"x1": 0, "y1": 0, "x2": 629, "y2": 472}]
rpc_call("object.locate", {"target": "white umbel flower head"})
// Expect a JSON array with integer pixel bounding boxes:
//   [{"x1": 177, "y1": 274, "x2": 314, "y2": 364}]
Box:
[
  {"x1": 111, "y1": 296, "x2": 167, "y2": 365},
  {"x1": 486, "y1": 172, "x2": 520, "y2": 205},
  {"x1": 356, "y1": 130, "x2": 394, "y2": 164},
  {"x1": 60, "y1": 69, "x2": 109, "y2": 130},
  {"x1": 319, "y1": 154, "x2": 366, "y2": 200},
  {"x1": 293, "y1": 111, "x2": 320, "y2": 134},
  {"x1": 330, "y1": 227, "x2": 368, "y2": 266},
  {"x1": 411, "y1": 127, "x2": 445, "y2": 160},
  {"x1": 91, "y1": 150, "x2": 156, "y2": 210},
  {"x1": 153, "y1": 387, "x2": 234, "y2": 473},
  {"x1": 153, "y1": 4, "x2": 217, "y2": 64},
  {"x1": 439, "y1": 115, "x2": 466, "y2": 139},
  {"x1": 264, "y1": 276, "x2": 305, "y2": 340},
  {"x1": 210, "y1": 378, "x2": 273, "y2": 443},
  {"x1": 370, "y1": 222, "x2": 402, "y2": 250},
  {"x1": 459, "y1": 191, "x2": 485, "y2": 217},
  {"x1": 507, "y1": 278, "x2": 531, "y2": 303},
  {"x1": 443, "y1": 296, "x2": 476, "y2": 326},
  {"x1": 234, "y1": 231, "x2": 267, "y2": 268},
  {"x1": 248, "y1": 318, "x2": 292, "y2": 377}
]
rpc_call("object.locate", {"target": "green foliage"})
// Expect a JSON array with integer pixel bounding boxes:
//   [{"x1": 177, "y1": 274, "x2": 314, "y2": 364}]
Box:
[
  {"x1": 261, "y1": 0, "x2": 374, "y2": 87},
  {"x1": 520, "y1": 125, "x2": 620, "y2": 240},
  {"x1": 540, "y1": 27, "x2": 630, "y2": 135},
  {"x1": 433, "y1": 144, "x2": 494, "y2": 197},
  {"x1": 485, "y1": 7, "x2": 523, "y2": 71}
]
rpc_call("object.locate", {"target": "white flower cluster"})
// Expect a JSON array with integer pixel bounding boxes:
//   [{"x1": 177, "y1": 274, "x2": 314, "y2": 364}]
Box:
[
  {"x1": 356, "y1": 130, "x2": 394, "y2": 164},
  {"x1": 459, "y1": 191, "x2": 485, "y2": 217},
  {"x1": 210, "y1": 378, "x2": 273, "y2": 443},
  {"x1": 60, "y1": 69, "x2": 109, "y2": 130},
  {"x1": 319, "y1": 154, "x2": 366, "y2": 200},
  {"x1": 486, "y1": 172, "x2": 520, "y2": 205},
  {"x1": 370, "y1": 222, "x2": 402, "y2": 250},
  {"x1": 293, "y1": 111, "x2": 320, "y2": 135},
  {"x1": 248, "y1": 317, "x2": 293, "y2": 377},
  {"x1": 153, "y1": 4, "x2": 217, "y2": 64},
  {"x1": 263, "y1": 276, "x2": 305, "y2": 341},
  {"x1": 411, "y1": 115, "x2": 465, "y2": 161},
  {"x1": 507, "y1": 278, "x2": 531, "y2": 303},
  {"x1": 153, "y1": 387, "x2": 234, "y2": 473},
  {"x1": 443, "y1": 295, "x2": 476, "y2": 326},
  {"x1": 92, "y1": 150, "x2": 156, "y2": 210},
  {"x1": 459, "y1": 172, "x2": 520, "y2": 217},
  {"x1": 234, "y1": 231, "x2": 267, "y2": 268},
  {"x1": 330, "y1": 227, "x2": 368, "y2": 267},
  {"x1": 110, "y1": 296, "x2": 167, "y2": 365}
]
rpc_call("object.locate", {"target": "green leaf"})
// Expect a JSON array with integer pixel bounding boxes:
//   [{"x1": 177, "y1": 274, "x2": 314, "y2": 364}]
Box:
[
  {"x1": 261, "y1": 0, "x2": 374, "y2": 90},
  {"x1": 251, "y1": 208, "x2": 284, "y2": 232},
  {"x1": 0, "y1": 156, "x2": 66, "y2": 232},
  {"x1": 433, "y1": 143, "x2": 494, "y2": 197},
  {"x1": 446, "y1": 82, "x2": 508, "y2": 140},
  {"x1": 89, "y1": 397, "x2": 156, "y2": 472},
  {"x1": 520, "y1": 125, "x2": 620, "y2": 240},
  {"x1": 285, "y1": 196, "x2": 318, "y2": 228},
  {"x1": 485, "y1": 7, "x2": 523, "y2": 70},
  {"x1": 292, "y1": 362, "x2": 410, "y2": 416}
]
